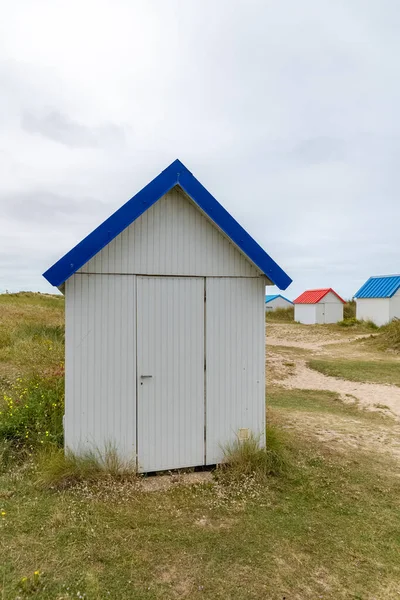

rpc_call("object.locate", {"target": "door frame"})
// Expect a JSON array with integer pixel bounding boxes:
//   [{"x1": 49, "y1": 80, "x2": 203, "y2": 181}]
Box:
[{"x1": 135, "y1": 275, "x2": 206, "y2": 472}]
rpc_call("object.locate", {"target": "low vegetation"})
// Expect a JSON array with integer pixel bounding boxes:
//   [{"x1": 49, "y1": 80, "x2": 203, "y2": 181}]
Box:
[
  {"x1": 1, "y1": 397, "x2": 400, "y2": 598},
  {"x1": 308, "y1": 358, "x2": 400, "y2": 387},
  {"x1": 0, "y1": 292, "x2": 64, "y2": 380},
  {"x1": 267, "y1": 386, "x2": 393, "y2": 423},
  {"x1": 378, "y1": 319, "x2": 400, "y2": 352},
  {"x1": 36, "y1": 445, "x2": 136, "y2": 490},
  {"x1": 219, "y1": 428, "x2": 288, "y2": 483},
  {"x1": 337, "y1": 316, "x2": 378, "y2": 330},
  {"x1": 0, "y1": 375, "x2": 64, "y2": 454},
  {"x1": 1, "y1": 293, "x2": 400, "y2": 598},
  {"x1": 343, "y1": 299, "x2": 356, "y2": 319},
  {"x1": 265, "y1": 306, "x2": 294, "y2": 322}
]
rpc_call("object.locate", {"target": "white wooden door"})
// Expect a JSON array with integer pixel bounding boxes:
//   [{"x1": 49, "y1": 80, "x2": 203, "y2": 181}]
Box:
[{"x1": 137, "y1": 277, "x2": 205, "y2": 472}]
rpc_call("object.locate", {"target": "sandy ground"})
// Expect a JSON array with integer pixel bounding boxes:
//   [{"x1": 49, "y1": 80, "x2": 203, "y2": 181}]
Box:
[
  {"x1": 140, "y1": 471, "x2": 213, "y2": 492},
  {"x1": 283, "y1": 359, "x2": 400, "y2": 417},
  {"x1": 266, "y1": 323, "x2": 373, "y2": 351},
  {"x1": 267, "y1": 323, "x2": 400, "y2": 418},
  {"x1": 266, "y1": 322, "x2": 400, "y2": 458}
]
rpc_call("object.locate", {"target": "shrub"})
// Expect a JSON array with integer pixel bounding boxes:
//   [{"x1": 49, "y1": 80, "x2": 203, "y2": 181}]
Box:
[
  {"x1": 0, "y1": 374, "x2": 64, "y2": 452},
  {"x1": 219, "y1": 427, "x2": 289, "y2": 483},
  {"x1": 36, "y1": 444, "x2": 136, "y2": 489}
]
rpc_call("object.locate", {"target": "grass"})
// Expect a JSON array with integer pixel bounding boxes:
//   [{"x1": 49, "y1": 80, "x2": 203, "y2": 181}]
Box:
[
  {"x1": 1, "y1": 292, "x2": 400, "y2": 598},
  {"x1": 268, "y1": 385, "x2": 390, "y2": 420},
  {"x1": 378, "y1": 320, "x2": 400, "y2": 352},
  {"x1": 265, "y1": 306, "x2": 294, "y2": 322},
  {"x1": 343, "y1": 300, "x2": 356, "y2": 320},
  {"x1": 0, "y1": 375, "x2": 64, "y2": 456},
  {"x1": 336, "y1": 317, "x2": 378, "y2": 330},
  {"x1": 36, "y1": 445, "x2": 136, "y2": 490},
  {"x1": 308, "y1": 358, "x2": 400, "y2": 387},
  {"x1": 1, "y1": 406, "x2": 400, "y2": 598},
  {"x1": 0, "y1": 292, "x2": 64, "y2": 382},
  {"x1": 218, "y1": 428, "x2": 288, "y2": 483}
]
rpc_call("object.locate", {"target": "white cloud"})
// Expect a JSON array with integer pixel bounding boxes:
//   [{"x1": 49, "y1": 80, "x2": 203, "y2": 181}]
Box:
[{"x1": 0, "y1": 0, "x2": 399, "y2": 297}]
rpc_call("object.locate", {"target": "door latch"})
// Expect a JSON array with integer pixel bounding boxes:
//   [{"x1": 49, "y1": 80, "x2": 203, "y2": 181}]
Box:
[{"x1": 140, "y1": 374, "x2": 152, "y2": 386}]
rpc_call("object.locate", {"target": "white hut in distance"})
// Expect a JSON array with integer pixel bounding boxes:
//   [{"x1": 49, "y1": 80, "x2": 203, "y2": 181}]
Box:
[
  {"x1": 354, "y1": 275, "x2": 400, "y2": 326},
  {"x1": 293, "y1": 288, "x2": 345, "y2": 324},
  {"x1": 265, "y1": 294, "x2": 293, "y2": 312},
  {"x1": 42, "y1": 159, "x2": 292, "y2": 473}
]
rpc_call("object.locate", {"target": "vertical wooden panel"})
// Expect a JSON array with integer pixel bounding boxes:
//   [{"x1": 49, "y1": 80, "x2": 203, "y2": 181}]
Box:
[
  {"x1": 78, "y1": 188, "x2": 259, "y2": 277},
  {"x1": 205, "y1": 277, "x2": 265, "y2": 465},
  {"x1": 65, "y1": 274, "x2": 136, "y2": 461}
]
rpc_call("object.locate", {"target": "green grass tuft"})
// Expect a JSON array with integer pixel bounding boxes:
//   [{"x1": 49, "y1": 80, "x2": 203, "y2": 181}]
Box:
[
  {"x1": 36, "y1": 444, "x2": 136, "y2": 490},
  {"x1": 219, "y1": 428, "x2": 288, "y2": 483}
]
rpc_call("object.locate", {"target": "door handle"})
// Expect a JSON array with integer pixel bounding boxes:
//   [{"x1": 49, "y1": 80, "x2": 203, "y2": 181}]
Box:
[{"x1": 140, "y1": 375, "x2": 152, "y2": 379}]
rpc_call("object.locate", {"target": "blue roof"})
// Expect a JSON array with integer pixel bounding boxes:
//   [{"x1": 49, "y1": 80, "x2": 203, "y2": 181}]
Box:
[
  {"x1": 265, "y1": 294, "x2": 293, "y2": 304},
  {"x1": 43, "y1": 159, "x2": 292, "y2": 289},
  {"x1": 354, "y1": 275, "x2": 400, "y2": 298}
]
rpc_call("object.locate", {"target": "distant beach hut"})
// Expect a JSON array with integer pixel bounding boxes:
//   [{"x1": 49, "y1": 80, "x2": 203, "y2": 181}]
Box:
[
  {"x1": 265, "y1": 294, "x2": 293, "y2": 312},
  {"x1": 293, "y1": 288, "x2": 345, "y2": 324},
  {"x1": 354, "y1": 275, "x2": 400, "y2": 326}
]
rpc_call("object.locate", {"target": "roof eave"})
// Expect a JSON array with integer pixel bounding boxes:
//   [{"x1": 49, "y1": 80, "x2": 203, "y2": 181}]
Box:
[{"x1": 43, "y1": 159, "x2": 292, "y2": 290}]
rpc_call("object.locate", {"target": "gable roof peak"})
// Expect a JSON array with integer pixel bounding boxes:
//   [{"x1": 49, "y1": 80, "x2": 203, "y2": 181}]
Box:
[
  {"x1": 43, "y1": 159, "x2": 292, "y2": 290},
  {"x1": 294, "y1": 288, "x2": 345, "y2": 304}
]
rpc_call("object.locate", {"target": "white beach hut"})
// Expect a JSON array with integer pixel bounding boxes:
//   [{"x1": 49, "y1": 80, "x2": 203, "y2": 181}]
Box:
[
  {"x1": 354, "y1": 275, "x2": 400, "y2": 326},
  {"x1": 43, "y1": 159, "x2": 291, "y2": 472},
  {"x1": 265, "y1": 294, "x2": 293, "y2": 311},
  {"x1": 293, "y1": 288, "x2": 345, "y2": 324}
]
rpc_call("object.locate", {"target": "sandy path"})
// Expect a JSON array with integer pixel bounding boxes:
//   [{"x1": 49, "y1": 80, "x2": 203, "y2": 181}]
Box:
[
  {"x1": 266, "y1": 323, "x2": 400, "y2": 418},
  {"x1": 282, "y1": 359, "x2": 400, "y2": 418},
  {"x1": 266, "y1": 323, "x2": 372, "y2": 351},
  {"x1": 267, "y1": 335, "x2": 371, "y2": 352}
]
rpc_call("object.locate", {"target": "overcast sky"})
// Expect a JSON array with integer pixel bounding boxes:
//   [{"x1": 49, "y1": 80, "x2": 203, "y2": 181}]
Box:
[{"x1": 1, "y1": 0, "x2": 399, "y2": 299}]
